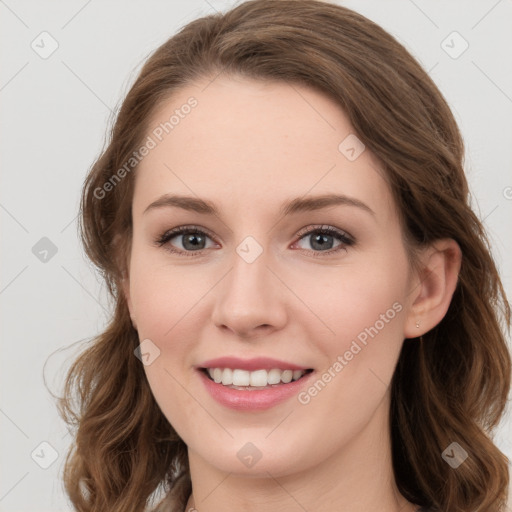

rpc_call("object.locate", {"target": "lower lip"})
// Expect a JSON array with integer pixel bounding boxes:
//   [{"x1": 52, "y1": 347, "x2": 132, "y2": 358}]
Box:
[{"x1": 198, "y1": 370, "x2": 314, "y2": 411}]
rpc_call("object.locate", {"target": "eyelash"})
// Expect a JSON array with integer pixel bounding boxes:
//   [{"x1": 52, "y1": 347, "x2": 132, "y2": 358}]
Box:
[{"x1": 154, "y1": 224, "x2": 355, "y2": 258}]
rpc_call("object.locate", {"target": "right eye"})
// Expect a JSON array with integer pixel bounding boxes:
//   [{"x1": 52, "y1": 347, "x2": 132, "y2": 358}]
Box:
[{"x1": 155, "y1": 225, "x2": 218, "y2": 256}]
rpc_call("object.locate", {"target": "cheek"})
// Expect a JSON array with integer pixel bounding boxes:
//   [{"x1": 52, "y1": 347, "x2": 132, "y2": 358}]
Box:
[
  {"x1": 129, "y1": 253, "x2": 213, "y2": 340},
  {"x1": 292, "y1": 251, "x2": 409, "y2": 353},
  {"x1": 288, "y1": 257, "x2": 408, "y2": 456},
  {"x1": 129, "y1": 253, "x2": 206, "y2": 434},
  {"x1": 292, "y1": 249, "x2": 409, "y2": 418}
]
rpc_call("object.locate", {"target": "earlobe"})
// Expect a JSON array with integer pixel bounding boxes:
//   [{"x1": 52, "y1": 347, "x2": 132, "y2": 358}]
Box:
[{"x1": 404, "y1": 239, "x2": 462, "y2": 339}]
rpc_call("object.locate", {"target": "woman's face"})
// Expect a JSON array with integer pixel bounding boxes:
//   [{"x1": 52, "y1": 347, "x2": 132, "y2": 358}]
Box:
[{"x1": 125, "y1": 75, "x2": 420, "y2": 477}]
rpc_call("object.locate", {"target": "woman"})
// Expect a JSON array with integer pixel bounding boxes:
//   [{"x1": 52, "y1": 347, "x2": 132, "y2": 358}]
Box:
[{"x1": 58, "y1": 1, "x2": 511, "y2": 511}]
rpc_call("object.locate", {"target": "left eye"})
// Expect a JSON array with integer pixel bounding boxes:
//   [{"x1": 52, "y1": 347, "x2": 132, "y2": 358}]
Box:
[{"x1": 294, "y1": 226, "x2": 354, "y2": 253}]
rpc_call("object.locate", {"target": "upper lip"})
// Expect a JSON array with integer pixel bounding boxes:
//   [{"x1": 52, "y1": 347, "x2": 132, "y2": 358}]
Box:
[{"x1": 198, "y1": 357, "x2": 311, "y2": 371}]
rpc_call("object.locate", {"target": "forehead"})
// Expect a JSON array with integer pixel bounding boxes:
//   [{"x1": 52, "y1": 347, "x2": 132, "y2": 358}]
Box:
[{"x1": 133, "y1": 75, "x2": 395, "y2": 223}]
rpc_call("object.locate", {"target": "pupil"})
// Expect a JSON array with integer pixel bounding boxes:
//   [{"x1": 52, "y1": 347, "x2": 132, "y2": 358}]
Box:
[
  {"x1": 184, "y1": 233, "x2": 204, "y2": 250},
  {"x1": 311, "y1": 233, "x2": 333, "y2": 251}
]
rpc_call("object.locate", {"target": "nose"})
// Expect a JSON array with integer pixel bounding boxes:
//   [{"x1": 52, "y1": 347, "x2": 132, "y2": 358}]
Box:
[{"x1": 211, "y1": 246, "x2": 288, "y2": 340}]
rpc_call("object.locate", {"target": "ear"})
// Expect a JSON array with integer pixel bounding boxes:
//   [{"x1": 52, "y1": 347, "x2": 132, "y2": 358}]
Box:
[{"x1": 404, "y1": 238, "x2": 462, "y2": 339}]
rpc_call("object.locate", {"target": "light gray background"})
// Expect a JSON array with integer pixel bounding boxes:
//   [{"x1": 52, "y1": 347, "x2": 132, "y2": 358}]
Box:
[{"x1": 1, "y1": 1, "x2": 511, "y2": 510}]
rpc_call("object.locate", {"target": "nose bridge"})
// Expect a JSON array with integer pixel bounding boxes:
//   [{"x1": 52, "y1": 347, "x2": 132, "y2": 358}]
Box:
[
  {"x1": 211, "y1": 235, "x2": 287, "y2": 336},
  {"x1": 226, "y1": 237, "x2": 275, "y2": 309},
  {"x1": 231, "y1": 238, "x2": 270, "y2": 296}
]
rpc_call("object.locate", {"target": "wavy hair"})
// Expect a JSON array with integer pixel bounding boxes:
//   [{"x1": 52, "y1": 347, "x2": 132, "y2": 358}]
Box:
[{"x1": 57, "y1": 1, "x2": 511, "y2": 511}]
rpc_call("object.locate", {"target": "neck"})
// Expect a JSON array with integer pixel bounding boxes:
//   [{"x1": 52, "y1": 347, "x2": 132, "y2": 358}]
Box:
[{"x1": 184, "y1": 393, "x2": 418, "y2": 512}]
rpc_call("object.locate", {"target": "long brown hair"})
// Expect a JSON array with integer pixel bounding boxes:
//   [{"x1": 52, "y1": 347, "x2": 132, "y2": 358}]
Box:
[{"x1": 58, "y1": 1, "x2": 511, "y2": 511}]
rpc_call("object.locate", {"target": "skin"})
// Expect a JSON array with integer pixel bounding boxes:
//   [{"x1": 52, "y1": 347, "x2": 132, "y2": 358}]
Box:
[{"x1": 123, "y1": 75, "x2": 461, "y2": 512}]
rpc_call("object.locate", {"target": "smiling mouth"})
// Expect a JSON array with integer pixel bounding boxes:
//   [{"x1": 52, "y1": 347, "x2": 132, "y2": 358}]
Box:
[{"x1": 200, "y1": 367, "x2": 314, "y2": 390}]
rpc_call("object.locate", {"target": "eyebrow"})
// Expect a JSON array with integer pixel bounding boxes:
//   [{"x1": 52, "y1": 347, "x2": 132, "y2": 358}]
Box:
[{"x1": 143, "y1": 193, "x2": 375, "y2": 217}]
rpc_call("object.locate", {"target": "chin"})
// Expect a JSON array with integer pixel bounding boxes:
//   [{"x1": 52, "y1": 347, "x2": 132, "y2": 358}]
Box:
[{"x1": 187, "y1": 433, "x2": 316, "y2": 478}]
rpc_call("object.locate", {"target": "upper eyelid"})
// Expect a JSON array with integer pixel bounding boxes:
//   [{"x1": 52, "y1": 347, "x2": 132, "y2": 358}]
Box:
[
  {"x1": 295, "y1": 224, "x2": 353, "y2": 240},
  {"x1": 158, "y1": 224, "x2": 353, "y2": 246},
  {"x1": 163, "y1": 225, "x2": 218, "y2": 242}
]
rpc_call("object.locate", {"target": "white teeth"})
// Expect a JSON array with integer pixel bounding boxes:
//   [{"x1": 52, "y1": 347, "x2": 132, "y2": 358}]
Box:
[
  {"x1": 267, "y1": 368, "x2": 281, "y2": 384},
  {"x1": 213, "y1": 368, "x2": 223, "y2": 383},
  {"x1": 250, "y1": 369, "x2": 268, "y2": 387},
  {"x1": 232, "y1": 369, "x2": 250, "y2": 386},
  {"x1": 221, "y1": 368, "x2": 233, "y2": 385},
  {"x1": 205, "y1": 367, "x2": 308, "y2": 387},
  {"x1": 281, "y1": 370, "x2": 293, "y2": 384}
]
